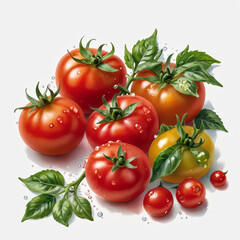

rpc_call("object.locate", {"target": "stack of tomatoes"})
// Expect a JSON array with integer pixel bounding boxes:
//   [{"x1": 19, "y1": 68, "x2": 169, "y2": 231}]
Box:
[{"x1": 16, "y1": 30, "x2": 228, "y2": 221}]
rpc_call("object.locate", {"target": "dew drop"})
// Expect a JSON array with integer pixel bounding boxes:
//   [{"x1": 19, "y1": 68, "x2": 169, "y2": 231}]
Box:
[
  {"x1": 148, "y1": 191, "x2": 154, "y2": 196},
  {"x1": 97, "y1": 212, "x2": 103, "y2": 217},
  {"x1": 88, "y1": 196, "x2": 92, "y2": 199},
  {"x1": 164, "y1": 210, "x2": 168, "y2": 215},
  {"x1": 95, "y1": 146, "x2": 99, "y2": 151},
  {"x1": 77, "y1": 71, "x2": 81, "y2": 75},
  {"x1": 23, "y1": 196, "x2": 28, "y2": 200},
  {"x1": 142, "y1": 217, "x2": 147, "y2": 221},
  {"x1": 51, "y1": 76, "x2": 55, "y2": 80},
  {"x1": 163, "y1": 46, "x2": 168, "y2": 51},
  {"x1": 78, "y1": 164, "x2": 81, "y2": 168},
  {"x1": 97, "y1": 174, "x2": 102, "y2": 179},
  {"x1": 62, "y1": 109, "x2": 67, "y2": 114},
  {"x1": 179, "y1": 196, "x2": 184, "y2": 202},
  {"x1": 111, "y1": 180, "x2": 116, "y2": 186},
  {"x1": 93, "y1": 126, "x2": 98, "y2": 130},
  {"x1": 135, "y1": 123, "x2": 142, "y2": 131},
  {"x1": 197, "y1": 201, "x2": 202, "y2": 205},
  {"x1": 49, "y1": 123, "x2": 54, "y2": 128},
  {"x1": 116, "y1": 140, "x2": 121, "y2": 143},
  {"x1": 179, "y1": 211, "x2": 182, "y2": 215},
  {"x1": 143, "y1": 106, "x2": 150, "y2": 114},
  {"x1": 120, "y1": 67, "x2": 122, "y2": 70},
  {"x1": 166, "y1": 198, "x2": 170, "y2": 203},
  {"x1": 130, "y1": 92, "x2": 135, "y2": 96},
  {"x1": 94, "y1": 169, "x2": 98, "y2": 174},
  {"x1": 154, "y1": 134, "x2": 158, "y2": 138},
  {"x1": 57, "y1": 116, "x2": 63, "y2": 124},
  {"x1": 139, "y1": 130, "x2": 143, "y2": 133},
  {"x1": 146, "y1": 118, "x2": 152, "y2": 122},
  {"x1": 70, "y1": 106, "x2": 78, "y2": 113}
]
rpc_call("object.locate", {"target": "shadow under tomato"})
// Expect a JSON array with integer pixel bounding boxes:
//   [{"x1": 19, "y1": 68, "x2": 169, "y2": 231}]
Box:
[
  {"x1": 180, "y1": 199, "x2": 208, "y2": 217},
  {"x1": 25, "y1": 134, "x2": 93, "y2": 174}
]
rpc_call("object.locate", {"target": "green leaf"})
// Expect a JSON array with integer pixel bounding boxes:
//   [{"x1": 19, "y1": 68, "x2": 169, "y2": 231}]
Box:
[
  {"x1": 19, "y1": 170, "x2": 65, "y2": 194},
  {"x1": 97, "y1": 117, "x2": 114, "y2": 124},
  {"x1": 52, "y1": 198, "x2": 72, "y2": 227},
  {"x1": 90, "y1": 107, "x2": 109, "y2": 117},
  {"x1": 124, "y1": 45, "x2": 135, "y2": 70},
  {"x1": 135, "y1": 61, "x2": 161, "y2": 73},
  {"x1": 176, "y1": 45, "x2": 220, "y2": 69},
  {"x1": 25, "y1": 89, "x2": 40, "y2": 105},
  {"x1": 193, "y1": 109, "x2": 228, "y2": 132},
  {"x1": 79, "y1": 37, "x2": 92, "y2": 59},
  {"x1": 96, "y1": 44, "x2": 106, "y2": 58},
  {"x1": 101, "y1": 42, "x2": 115, "y2": 60},
  {"x1": 102, "y1": 95, "x2": 111, "y2": 111},
  {"x1": 22, "y1": 194, "x2": 56, "y2": 222},
  {"x1": 150, "y1": 145, "x2": 182, "y2": 182},
  {"x1": 72, "y1": 196, "x2": 93, "y2": 221},
  {"x1": 97, "y1": 62, "x2": 118, "y2": 72},
  {"x1": 176, "y1": 116, "x2": 188, "y2": 139},
  {"x1": 164, "y1": 54, "x2": 174, "y2": 72},
  {"x1": 158, "y1": 124, "x2": 175, "y2": 135},
  {"x1": 172, "y1": 62, "x2": 204, "y2": 77},
  {"x1": 132, "y1": 29, "x2": 158, "y2": 64},
  {"x1": 122, "y1": 102, "x2": 140, "y2": 117},
  {"x1": 170, "y1": 77, "x2": 199, "y2": 97}
]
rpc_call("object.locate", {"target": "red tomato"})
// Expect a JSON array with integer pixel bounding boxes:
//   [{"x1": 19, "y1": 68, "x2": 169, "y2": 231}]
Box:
[
  {"x1": 176, "y1": 178, "x2": 206, "y2": 208},
  {"x1": 55, "y1": 48, "x2": 127, "y2": 114},
  {"x1": 85, "y1": 142, "x2": 151, "y2": 202},
  {"x1": 86, "y1": 95, "x2": 159, "y2": 152},
  {"x1": 18, "y1": 97, "x2": 85, "y2": 155},
  {"x1": 143, "y1": 187, "x2": 173, "y2": 217},
  {"x1": 131, "y1": 63, "x2": 205, "y2": 125},
  {"x1": 210, "y1": 170, "x2": 227, "y2": 187}
]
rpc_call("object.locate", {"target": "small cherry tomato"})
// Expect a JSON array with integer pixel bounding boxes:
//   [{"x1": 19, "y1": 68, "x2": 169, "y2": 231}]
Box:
[
  {"x1": 176, "y1": 178, "x2": 206, "y2": 208},
  {"x1": 210, "y1": 170, "x2": 227, "y2": 187},
  {"x1": 143, "y1": 186, "x2": 173, "y2": 217}
]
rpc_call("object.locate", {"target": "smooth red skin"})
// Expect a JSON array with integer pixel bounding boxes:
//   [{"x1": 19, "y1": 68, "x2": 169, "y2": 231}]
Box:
[
  {"x1": 55, "y1": 48, "x2": 127, "y2": 114},
  {"x1": 85, "y1": 142, "x2": 151, "y2": 202},
  {"x1": 176, "y1": 178, "x2": 206, "y2": 208},
  {"x1": 143, "y1": 187, "x2": 173, "y2": 217},
  {"x1": 131, "y1": 63, "x2": 205, "y2": 125},
  {"x1": 18, "y1": 97, "x2": 85, "y2": 155},
  {"x1": 86, "y1": 95, "x2": 159, "y2": 153},
  {"x1": 210, "y1": 171, "x2": 227, "y2": 187}
]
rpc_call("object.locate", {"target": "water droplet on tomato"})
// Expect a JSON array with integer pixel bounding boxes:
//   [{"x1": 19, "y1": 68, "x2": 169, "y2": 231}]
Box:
[
  {"x1": 148, "y1": 191, "x2": 154, "y2": 196},
  {"x1": 130, "y1": 92, "x2": 135, "y2": 96},
  {"x1": 97, "y1": 174, "x2": 102, "y2": 179},
  {"x1": 166, "y1": 198, "x2": 170, "y2": 203},
  {"x1": 164, "y1": 210, "x2": 168, "y2": 215},
  {"x1": 135, "y1": 123, "x2": 142, "y2": 131},
  {"x1": 88, "y1": 196, "x2": 92, "y2": 200},
  {"x1": 142, "y1": 217, "x2": 147, "y2": 221},
  {"x1": 203, "y1": 164, "x2": 207, "y2": 168},
  {"x1": 154, "y1": 135, "x2": 158, "y2": 138},
  {"x1": 77, "y1": 71, "x2": 81, "y2": 75},
  {"x1": 143, "y1": 106, "x2": 150, "y2": 114},
  {"x1": 78, "y1": 164, "x2": 81, "y2": 168},
  {"x1": 49, "y1": 123, "x2": 54, "y2": 128},
  {"x1": 193, "y1": 186, "x2": 200, "y2": 193},
  {"x1": 146, "y1": 118, "x2": 152, "y2": 122},
  {"x1": 197, "y1": 201, "x2": 202, "y2": 205},
  {"x1": 179, "y1": 196, "x2": 184, "y2": 202},
  {"x1": 97, "y1": 212, "x2": 103, "y2": 217},
  {"x1": 116, "y1": 140, "x2": 121, "y2": 143},
  {"x1": 95, "y1": 146, "x2": 99, "y2": 151},
  {"x1": 56, "y1": 116, "x2": 63, "y2": 124},
  {"x1": 139, "y1": 130, "x2": 143, "y2": 133},
  {"x1": 111, "y1": 181, "x2": 116, "y2": 186},
  {"x1": 70, "y1": 106, "x2": 78, "y2": 113},
  {"x1": 120, "y1": 67, "x2": 122, "y2": 70}
]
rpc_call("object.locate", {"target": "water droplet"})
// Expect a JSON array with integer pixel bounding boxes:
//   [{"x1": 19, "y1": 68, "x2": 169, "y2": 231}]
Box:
[
  {"x1": 179, "y1": 211, "x2": 182, "y2": 215},
  {"x1": 130, "y1": 92, "x2": 135, "y2": 96},
  {"x1": 166, "y1": 198, "x2": 170, "y2": 203},
  {"x1": 142, "y1": 217, "x2": 147, "y2": 221},
  {"x1": 139, "y1": 130, "x2": 143, "y2": 133},
  {"x1": 85, "y1": 191, "x2": 90, "y2": 196},
  {"x1": 93, "y1": 205, "x2": 96, "y2": 208},
  {"x1": 203, "y1": 164, "x2": 207, "y2": 168},
  {"x1": 94, "y1": 169, "x2": 98, "y2": 174},
  {"x1": 42, "y1": 85, "x2": 45, "y2": 88},
  {"x1": 146, "y1": 118, "x2": 152, "y2": 122},
  {"x1": 111, "y1": 180, "x2": 116, "y2": 186},
  {"x1": 193, "y1": 186, "x2": 200, "y2": 193},
  {"x1": 164, "y1": 210, "x2": 168, "y2": 215},
  {"x1": 148, "y1": 191, "x2": 154, "y2": 196},
  {"x1": 163, "y1": 46, "x2": 168, "y2": 51},
  {"x1": 143, "y1": 107, "x2": 150, "y2": 114},
  {"x1": 70, "y1": 106, "x2": 78, "y2": 113},
  {"x1": 88, "y1": 196, "x2": 92, "y2": 199},
  {"x1": 49, "y1": 123, "x2": 54, "y2": 128},
  {"x1": 16, "y1": 121, "x2": 19, "y2": 124},
  {"x1": 135, "y1": 123, "x2": 142, "y2": 131},
  {"x1": 93, "y1": 126, "x2": 98, "y2": 130},
  {"x1": 197, "y1": 201, "x2": 202, "y2": 205},
  {"x1": 154, "y1": 135, "x2": 158, "y2": 138},
  {"x1": 120, "y1": 67, "x2": 122, "y2": 70},
  {"x1": 179, "y1": 196, "x2": 184, "y2": 202},
  {"x1": 62, "y1": 109, "x2": 67, "y2": 114},
  {"x1": 51, "y1": 76, "x2": 55, "y2": 80},
  {"x1": 23, "y1": 196, "x2": 28, "y2": 200},
  {"x1": 78, "y1": 164, "x2": 81, "y2": 168},
  {"x1": 116, "y1": 140, "x2": 121, "y2": 143},
  {"x1": 97, "y1": 212, "x2": 103, "y2": 217},
  {"x1": 77, "y1": 71, "x2": 81, "y2": 75},
  {"x1": 57, "y1": 116, "x2": 63, "y2": 124},
  {"x1": 95, "y1": 146, "x2": 99, "y2": 151},
  {"x1": 97, "y1": 174, "x2": 102, "y2": 179}
]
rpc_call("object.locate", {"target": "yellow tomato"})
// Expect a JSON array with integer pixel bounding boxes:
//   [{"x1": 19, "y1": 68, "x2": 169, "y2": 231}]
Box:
[{"x1": 148, "y1": 126, "x2": 215, "y2": 183}]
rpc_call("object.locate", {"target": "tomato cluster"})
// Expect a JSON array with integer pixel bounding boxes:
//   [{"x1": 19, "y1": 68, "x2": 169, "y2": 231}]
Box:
[{"x1": 16, "y1": 30, "x2": 228, "y2": 226}]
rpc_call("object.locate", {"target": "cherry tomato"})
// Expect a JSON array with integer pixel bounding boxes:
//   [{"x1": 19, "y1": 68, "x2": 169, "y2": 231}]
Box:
[
  {"x1": 210, "y1": 170, "x2": 227, "y2": 187},
  {"x1": 18, "y1": 97, "x2": 85, "y2": 155},
  {"x1": 149, "y1": 126, "x2": 215, "y2": 183},
  {"x1": 85, "y1": 142, "x2": 151, "y2": 202},
  {"x1": 143, "y1": 186, "x2": 173, "y2": 217},
  {"x1": 56, "y1": 48, "x2": 127, "y2": 114},
  {"x1": 86, "y1": 95, "x2": 159, "y2": 152},
  {"x1": 176, "y1": 178, "x2": 206, "y2": 208},
  {"x1": 131, "y1": 63, "x2": 205, "y2": 125}
]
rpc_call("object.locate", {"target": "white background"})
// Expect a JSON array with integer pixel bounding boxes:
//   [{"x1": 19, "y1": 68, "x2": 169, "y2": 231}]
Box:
[{"x1": 1, "y1": 0, "x2": 240, "y2": 239}]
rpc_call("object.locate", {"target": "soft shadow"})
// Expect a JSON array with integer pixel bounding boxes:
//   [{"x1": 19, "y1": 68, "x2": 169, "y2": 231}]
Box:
[
  {"x1": 203, "y1": 100, "x2": 215, "y2": 110},
  {"x1": 149, "y1": 205, "x2": 178, "y2": 223},
  {"x1": 180, "y1": 199, "x2": 208, "y2": 217},
  {"x1": 214, "y1": 181, "x2": 229, "y2": 191},
  {"x1": 207, "y1": 65, "x2": 220, "y2": 75},
  {"x1": 25, "y1": 135, "x2": 93, "y2": 174}
]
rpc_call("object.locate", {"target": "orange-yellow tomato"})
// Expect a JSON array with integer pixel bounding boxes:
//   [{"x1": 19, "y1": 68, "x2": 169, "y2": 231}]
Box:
[{"x1": 148, "y1": 126, "x2": 215, "y2": 183}]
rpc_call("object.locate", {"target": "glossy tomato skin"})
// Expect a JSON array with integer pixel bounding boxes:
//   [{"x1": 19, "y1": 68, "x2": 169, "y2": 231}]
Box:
[
  {"x1": 18, "y1": 97, "x2": 85, "y2": 155},
  {"x1": 56, "y1": 48, "x2": 127, "y2": 114},
  {"x1": 176, "y1": 178, "x2": 206, "y2": 208},
  {"x1": 131, "y1": 63, "x2": 205, "y2": 125},
  {"x1": 143, "y1": 187, "x2": 173, "y2": 217},
  {"x1": 85, "y1": 142, "x2": 151, "y2": 202},
  {"x1": 149, "y1": 126, "x2": 215, "y2": 183},
  {"x1": 86, "y1": 95, "x2": 159, "y2": 153},
  {"x1": 210, "y1": 170, "x2": 227, "y2": 187}
]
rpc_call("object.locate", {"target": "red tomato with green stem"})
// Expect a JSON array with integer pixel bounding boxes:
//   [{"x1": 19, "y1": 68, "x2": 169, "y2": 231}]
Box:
[
  {"x1": 86, "y1": 94, "x2": 159, "y2": 152},
  {"x1": 210, "y1": 170, "x2": 228, "y2": 187},
  {"x1": 55, "y1": 38, "x2": 127, "y2": 114},
  {"x1": 15, "y1": 83, "x2": 85, "y2": 155},
  {"x1": 85, "y1": 142, "x2": 151, "y2": 202},
  {"x1": 143, "y1": 183, "x2": 174, "y2": 217}
]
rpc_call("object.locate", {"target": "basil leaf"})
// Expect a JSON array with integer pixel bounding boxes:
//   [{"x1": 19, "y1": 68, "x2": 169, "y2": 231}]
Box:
[
  {"x1": 19, "y1": 170, "x2": 65, "y2": 194},
  {"x1": 97, "y1": 62, "x2": 118, "y2": 72},
  {"x1": 158, "y1": 124, "x2": 174, "y2": 136},
  {"x1": 53, "y1": 198, "x2": 72, "y2": 227},
  {"x1": 176, "y1": 45, "x2": 220, "y2": 69},
  {"x1": 164, "y1": 54, "x2": 174, "y2": 71},
  {"x1": 193, "y1": 109, "x2": 228, "y2": 132},
  {"x1": 135, "y1": 61, "x2": 161, "y2": 73},
  {"x1": 124, "y1": 45, "x2": 134, "y2": 70},
  {"x1": 150, "y1": 145, "x2": 182, "y2": 182},
  {"x1": 122, "y1": 102, "x2": 140, "y2": 117},
  {"x1": 132, "y1": 29, "x2": 158, "y2": 64},
  {"x1": 172, "y1": 62, "x2": 204, "y2": 77},
  {"x1": 101, "y1": 42, "x2": 115, "y2": 61},
  {"x1": 22, "y1": 194, "x2": 56, "y2": 222},
  {"x1": 72, "y1": 196, "x2": 93, "y2": 221},
  {"x1": 170, "y1": 77, "x2": 199, "y2": 97},
  {"x1": 184, "y1": 67, "x2": 223, "y2": 87}
]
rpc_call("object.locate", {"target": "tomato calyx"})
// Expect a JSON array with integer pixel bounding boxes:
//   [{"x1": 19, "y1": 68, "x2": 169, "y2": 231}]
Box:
[
  {"x1": 14, "y1": 82, "x2": 60, "y2": 113},
  {"x1": 67, "y1": 37, "x2": 118, "y2": 73},
  {"x1": 91, "y1": 94, "x2": 140, "y2": 124},
  {"x1": 103, "y1": 145, "x2": 138, "y2": 172}
]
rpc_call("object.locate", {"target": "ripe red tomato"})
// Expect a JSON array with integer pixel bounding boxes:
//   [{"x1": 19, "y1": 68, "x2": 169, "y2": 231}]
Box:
[
  {"x1": 131, "y1": 63, "x2": 205, "y2": 125},
  {"x1": 85, "y1": 142, "x2": 151, "y2": 202},
  {"x1": 176, "y1": 178, "x2": 206, "y2": 208},
  {"x1": 56, "y1": 48, "x2": 127, "y2": 114},
  {"x1": 210, "y1": 170, "x2": 227, "y2": 187},
  {"x1": 18, "y1": 97, "x2": 85, "y2": 155},
  {"x1": 86, "y1": 94, "x2": 159, "y2": 152},
  {"x1": 143, "y1": 186, "x2": 173, "y2": 217}
]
